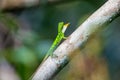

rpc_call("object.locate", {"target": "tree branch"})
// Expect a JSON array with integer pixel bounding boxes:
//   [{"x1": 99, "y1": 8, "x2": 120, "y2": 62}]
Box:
[{"x1": 32, "y1": 0, "x2": 120, "y2": 80}]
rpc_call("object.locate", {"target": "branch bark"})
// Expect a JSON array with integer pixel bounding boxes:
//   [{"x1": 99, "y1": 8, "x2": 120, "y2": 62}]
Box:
[{"x1": 32, "y1": 0, "x2": 120, "y2": 80}]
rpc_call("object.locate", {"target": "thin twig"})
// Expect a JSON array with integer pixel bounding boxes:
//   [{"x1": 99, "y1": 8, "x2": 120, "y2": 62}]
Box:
[
  {"x1": 0, "y1": 0, "x2": 39, "y2": 10},
  {"x1": 0, "y1": 0, "x2": 78, "y2": 10}
]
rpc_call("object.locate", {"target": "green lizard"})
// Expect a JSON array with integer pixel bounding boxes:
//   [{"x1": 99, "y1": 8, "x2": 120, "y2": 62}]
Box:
[
  {"x1": 30, "y1": 22, "x2": 69, "y2": 80},
  {"x1": 43, "y1": 22, "x2": 70, "y2": 61}
]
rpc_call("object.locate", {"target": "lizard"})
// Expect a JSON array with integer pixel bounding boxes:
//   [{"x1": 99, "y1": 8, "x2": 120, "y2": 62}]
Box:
[{"x1": 43, "y1": 22, "x2": 70, "y2": 61}]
